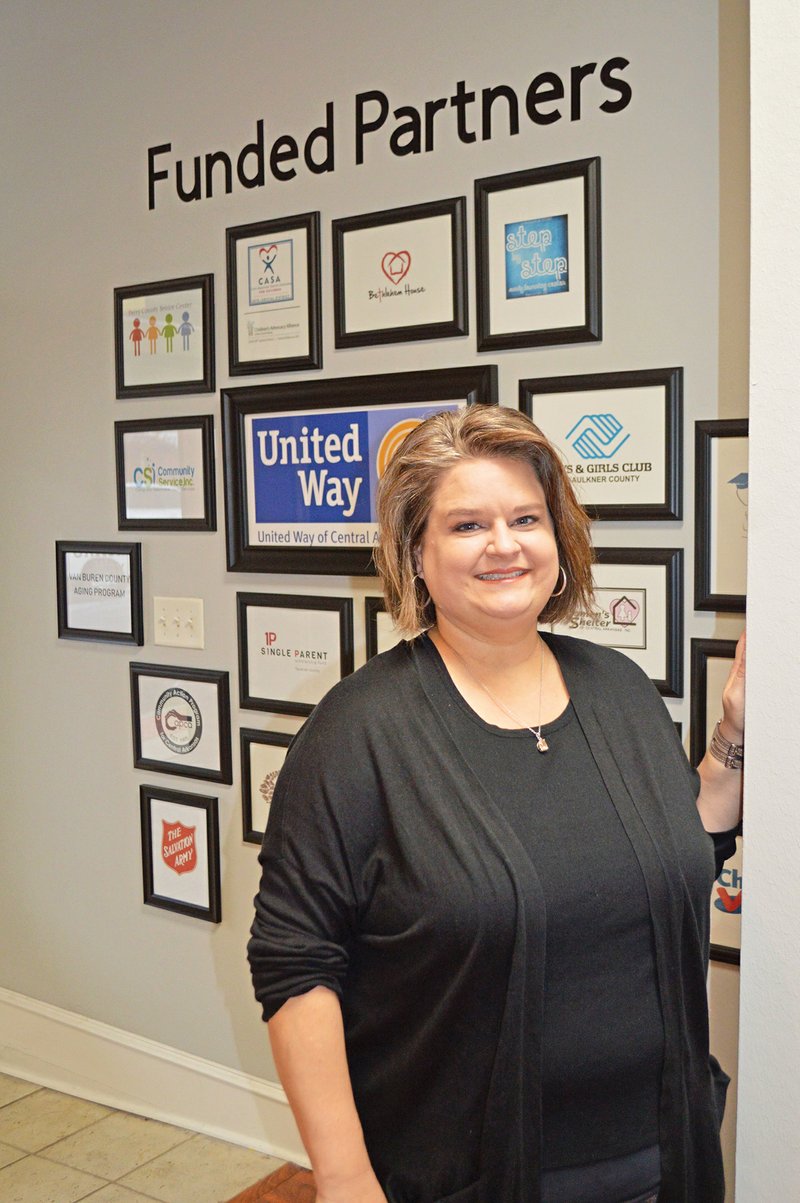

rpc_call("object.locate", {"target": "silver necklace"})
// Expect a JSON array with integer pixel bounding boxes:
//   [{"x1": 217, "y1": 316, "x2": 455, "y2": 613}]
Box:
[{"x1": 435, "y1": 632, "x2": 550, "y2": 753}]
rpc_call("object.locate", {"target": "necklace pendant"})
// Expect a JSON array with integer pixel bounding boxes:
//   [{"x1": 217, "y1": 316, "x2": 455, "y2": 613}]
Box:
[{"x1": 536, "y1": 735, "x2": 549, "y2": 753}]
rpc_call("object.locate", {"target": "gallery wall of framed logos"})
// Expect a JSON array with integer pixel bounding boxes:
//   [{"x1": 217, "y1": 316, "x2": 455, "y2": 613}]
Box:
[{"x1": 61, "y1": 158, "x2": 744, "y2": 955}]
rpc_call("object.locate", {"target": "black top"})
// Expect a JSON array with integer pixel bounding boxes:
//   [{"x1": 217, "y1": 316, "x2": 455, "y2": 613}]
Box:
[
  {"x1": 423, "y1": 636, "x2": 663, "y2": 1169},
  {"x1": 248, "y1": 634, "x2": 736, "y2": 1203}
]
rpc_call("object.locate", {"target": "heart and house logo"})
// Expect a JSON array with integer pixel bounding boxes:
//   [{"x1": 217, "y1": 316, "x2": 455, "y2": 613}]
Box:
[{"x1": 381, "y1": 250, "x2": 411, "y2": 284}]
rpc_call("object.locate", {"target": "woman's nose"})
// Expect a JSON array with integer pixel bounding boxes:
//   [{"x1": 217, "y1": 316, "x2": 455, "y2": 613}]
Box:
[{"x1": 486, "y1": 522, "x2": 519, "y2": 555}]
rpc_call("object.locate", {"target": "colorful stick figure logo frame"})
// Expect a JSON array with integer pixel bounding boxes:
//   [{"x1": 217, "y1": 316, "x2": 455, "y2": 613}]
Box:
[
  {"x1": 694, "y1": 418, "x2": 749, "y2": 612},
  {"x1": 114, "y1": 274, "x2": 215, "y2": 399}
]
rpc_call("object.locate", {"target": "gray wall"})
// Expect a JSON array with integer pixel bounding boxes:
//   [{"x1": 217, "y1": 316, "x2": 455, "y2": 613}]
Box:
[{"x1": 1, "y1": 0, "x2": 737, "y2": 1100}]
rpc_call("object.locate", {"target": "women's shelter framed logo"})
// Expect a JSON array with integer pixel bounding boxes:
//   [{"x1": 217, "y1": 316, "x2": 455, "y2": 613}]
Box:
[{"x1": 222, "y1": 365, "x2": 498, "y2": 575}]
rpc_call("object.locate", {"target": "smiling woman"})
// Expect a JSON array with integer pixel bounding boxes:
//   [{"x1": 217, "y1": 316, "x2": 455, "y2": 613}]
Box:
[{"x1": 248, "y1": 405, "x2": 744, "y2": 1203}]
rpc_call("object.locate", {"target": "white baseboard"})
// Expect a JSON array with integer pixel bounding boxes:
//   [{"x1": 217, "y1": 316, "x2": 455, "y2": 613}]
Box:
[{"x1": 0, "y1": 986, "x2": 307, "y2": 1167}]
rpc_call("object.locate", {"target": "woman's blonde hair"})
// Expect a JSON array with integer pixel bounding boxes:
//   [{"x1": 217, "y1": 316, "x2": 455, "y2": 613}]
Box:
[{"x1": 374, "y1": 404, "x2": 594, "y2": 636}]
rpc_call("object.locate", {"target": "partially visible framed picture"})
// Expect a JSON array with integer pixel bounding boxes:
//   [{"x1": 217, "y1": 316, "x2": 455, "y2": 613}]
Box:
[
  {"x1": 56, "y1": 540, "x2": 143, "y2": 645},
  {"x1": 114, "y1": 274, "x2": 214, "y2": 398},
  {"x1": 475, "y1": 157, "x2": 601, "y2": 350},
  {"x1": 695, "y1": 419, "x2": 749, "y2": 611},
  {"x1": 690, "y1": 637, "x2": 742, "y2": 964},
  {"x1": 365, "y1": 596, "x2": 402, "y2": 660},
  {"x1": 226, "y1": 211, "x2": 322, "y2": 375},
  {"x1": 140, "y1": 784, "x2": 221, "y2": 922},
  {"x1": 130, "y1": 662, "x2": 232, "y2": 783},
  {"x1": 237, "y1": 592, "x2": 354, "y2": 716},
  {"x1": 520, "y1": 367, "x2": 683, "y2": 521},
  {"x1": 551, "y1": 547, "x2": 683, "y2": 697},
  {"x1": 332, "y1": 196, "x2": 467, "y2": 348},
  {"x1": 222, "y1": 364, "x2": 497, "y2": 575},
  {"x1": 240, "y1": 728, "x2": 292, "y2": 845},
  {"x1": 115, "y1": 415, "x2": 216, "y2": 531}
]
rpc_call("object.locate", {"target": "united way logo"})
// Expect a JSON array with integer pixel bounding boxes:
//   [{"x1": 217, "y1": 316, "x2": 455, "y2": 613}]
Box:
[
  {"x1": 566, "y1": 413, "x2": 630, "y2": 459},
  {"x1": 247, "y1": 238, "x2": 295, "y2": 306}
]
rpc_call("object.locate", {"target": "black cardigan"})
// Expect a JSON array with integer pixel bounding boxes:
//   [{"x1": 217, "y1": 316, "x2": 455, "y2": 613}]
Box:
[{"x1": 248, "y1": 634, "x2": 732, "y2": 1203}]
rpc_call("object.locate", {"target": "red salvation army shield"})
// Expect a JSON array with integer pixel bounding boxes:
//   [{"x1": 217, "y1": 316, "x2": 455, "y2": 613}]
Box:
[{"x1": 161, "y1": 820, "x2": 197, "y2": 875}]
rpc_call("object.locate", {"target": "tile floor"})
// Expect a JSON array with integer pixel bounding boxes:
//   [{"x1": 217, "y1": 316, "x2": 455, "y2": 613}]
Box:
[{"x1": 0, "y1": 1071, "x2": 287, "y2": 1203}]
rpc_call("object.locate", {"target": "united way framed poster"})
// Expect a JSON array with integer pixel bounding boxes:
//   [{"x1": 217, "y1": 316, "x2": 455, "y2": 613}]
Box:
[
  {"x1": 520, "y1": 367, "x2": 682, "y2": 520},
  {"x1": 114, "y1": 274, "x2": 215, "y2": 399},
  {"x1": 332, "y1": 197, "x2": 468, "y2": 347},
  {"x1": 222, "y1": 365, "x2": 498, "y2": 575},
  {"x1": 551, "y1": 547, "x2": 683, "y2": 697},
  {"x1": 475, "y1": 158, "x2": 601, "y2": 350},
  {"x1": 226, "y1": 212, "x2": 322, "y2": 375}
]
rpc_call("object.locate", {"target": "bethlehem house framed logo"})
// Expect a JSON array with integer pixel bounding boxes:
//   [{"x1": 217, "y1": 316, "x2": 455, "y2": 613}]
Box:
[{"x1": 222, "y1": 365, "x2": 498, "y2": 575}]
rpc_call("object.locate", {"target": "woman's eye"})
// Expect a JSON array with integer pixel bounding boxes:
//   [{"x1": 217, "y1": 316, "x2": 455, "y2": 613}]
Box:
[
  {"x1": 454, "y1": 521, "x2": 481, "y2": 532},
  {"x1": 514, "y1": 514, "x2": 538, "y2": 526}
]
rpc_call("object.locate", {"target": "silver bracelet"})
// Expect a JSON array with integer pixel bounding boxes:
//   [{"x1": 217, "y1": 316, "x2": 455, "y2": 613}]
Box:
[{"x1": 709, "y1": 721, "x2": 744, "y2": 770}]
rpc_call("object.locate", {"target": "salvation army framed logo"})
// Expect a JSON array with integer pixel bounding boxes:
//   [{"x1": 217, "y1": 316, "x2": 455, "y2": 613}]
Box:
[
  {"x1": 140, "y1": 784, "x2": 221, "y2": 922},
  {"x1": 130, "y1": 662, "x2": 232, "y2": 783},
  {"x1": 221, "y1": 364, "x2": 498, "y2": 575}
]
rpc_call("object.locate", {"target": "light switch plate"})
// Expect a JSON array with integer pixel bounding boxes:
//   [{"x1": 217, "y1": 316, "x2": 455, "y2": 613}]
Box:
[{"x1": 154, "y1": 597, "x2": 205, "y2": 649}]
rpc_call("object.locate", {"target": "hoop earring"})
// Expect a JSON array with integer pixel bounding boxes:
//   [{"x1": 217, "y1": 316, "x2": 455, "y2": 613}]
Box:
[{"x1": 551, "y1": 565, "x2": 567, "y2": 597}]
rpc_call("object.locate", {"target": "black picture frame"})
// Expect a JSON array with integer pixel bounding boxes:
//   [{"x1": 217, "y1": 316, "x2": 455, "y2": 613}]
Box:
[
  {"x1": 519, "y1": 367, "x2": 683, "y2": 521},
  {"x1": 237, "y1": 592, "x2": 354, "y2": 716},
  {"x1": 690, "y1": 637, "x2": 742, "y2": 965},
  {"x1": 689, "y1": 638, "x2": 739, "y2": 768},
  {"x1": 56, "y1": 540, "x2": 143, "y2": 645},
  {"x1": 694, "y1": 418, "x2": 749, "y2": 612},
  {"x1": 365, "y1": 595, "x2": 403, "y2": 660},
  {"x1": 240, "y1": 728, "x2": 292, "y2": 845},
  {"x1": 114, "y1": 274, "x2": 215, "y2": 399},
  {"x1": 222, "y1": 365, "x2": 498, "y2": 575},
  {"x1": 226, "y1": 211, "x2": 322, "y2": 376},
  {"x1": 475, "y1": 157, "x2": 601, "y2": 351},
  {"x1": 115, "y1": 414, "x2": 217, "y2": 532},
  {"x1": 140, "y1": 784, "x2": 221, "y2": 923},
  {"x1": 130, "y1": 662, "x2": 232, "y2": 783},
  {"x1": 553, "y1": 547, "x2": 683, "y2": 697},
  {"x1": 332, "y1": 196, "x2": 468, "y2": 348}
]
